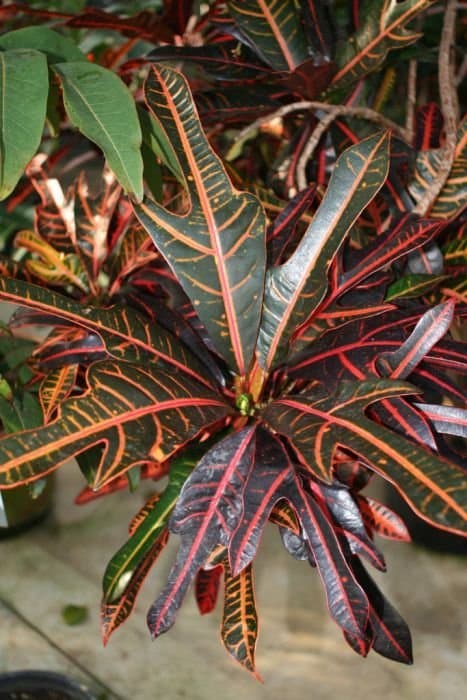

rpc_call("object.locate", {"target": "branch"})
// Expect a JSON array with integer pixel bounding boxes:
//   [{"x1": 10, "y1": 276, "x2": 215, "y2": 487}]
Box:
[{"x1": 413, "y1": 0, "x2": 459, "y2": 215}]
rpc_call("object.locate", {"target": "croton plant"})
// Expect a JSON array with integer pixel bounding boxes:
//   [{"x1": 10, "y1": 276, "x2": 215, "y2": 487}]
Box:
[{"x1": 0, "y1": 0, "x2": 465, "y2": 679}]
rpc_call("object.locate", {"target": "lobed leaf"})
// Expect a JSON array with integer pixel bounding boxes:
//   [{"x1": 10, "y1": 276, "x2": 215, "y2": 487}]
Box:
[{"x1": 134, "y1": 65, "x2": 266, "y2": 376}]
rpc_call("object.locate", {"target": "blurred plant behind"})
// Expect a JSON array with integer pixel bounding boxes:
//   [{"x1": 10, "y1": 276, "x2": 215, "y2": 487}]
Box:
[{"x1": 0, "y1": 0, "x2": 465, "y2": 680}]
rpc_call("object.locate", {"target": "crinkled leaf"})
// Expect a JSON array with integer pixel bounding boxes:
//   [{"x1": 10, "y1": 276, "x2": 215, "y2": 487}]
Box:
[{"x1": 135, "y1": 65, "x2": 266, "y2": 376}]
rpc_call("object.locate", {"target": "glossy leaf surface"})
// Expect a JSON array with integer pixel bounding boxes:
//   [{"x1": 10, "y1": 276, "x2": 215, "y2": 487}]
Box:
[
  {"x1": 135, "y1": 65, "x2": 266, "y2": 376},
  {"x1": 258, "y1": 131, "x2": 390, "y2": 369}
]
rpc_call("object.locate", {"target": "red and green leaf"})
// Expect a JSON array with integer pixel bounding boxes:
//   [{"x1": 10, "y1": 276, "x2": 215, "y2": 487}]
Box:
[
  {"x1": 0, "y1": 361, "x2": 230, "y2": 490},
  {"x1": 356, "y1": 495, "x2": 411, "y2": 541},
  {"x1": 221, "y1": 562, "x2": 259, "y2": 676},
  {"x1": 147, "y1": 427, "x2": 258, "y2": 638},
  {"x1": 263, "y1": 379, "x2": 467, "y2": 534},
  {"x1": 39, "y1": 364, "x2": 78, "y2": 422},
  {"x1": 332, "y1": 0, "x2": 436, "y2": 90},
  {"x1": 227, "y1": 0, "x2": 309, "y2": 72},
  {"x1": 257, "y1": 131, "x2": 390, "y2": 369},
  {"x1": 134, "y1": 65, "x2": 266, "y2": 376},
  {"x1": 430, "y1": 118, "x2": 467, "y2": 220}
]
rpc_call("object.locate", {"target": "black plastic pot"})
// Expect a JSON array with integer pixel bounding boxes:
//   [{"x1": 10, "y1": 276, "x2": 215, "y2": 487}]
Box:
[
  {"x1": 0, "y1": 478, "x2": 54, "y2": 538},
  {"x1": 0, "y1": 671, "x2": 97, "y2": 700}
]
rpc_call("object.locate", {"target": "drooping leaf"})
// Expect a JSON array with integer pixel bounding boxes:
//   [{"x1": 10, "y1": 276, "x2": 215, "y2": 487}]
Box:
[
  {"x1": 283, "y1": 476, "x2": 370, "y2": 640},
  {"x1": 229, "y1": 428, "x2": 293, "y2": 576},
  {"x1": 52, "y1": 62, "x2": 143, "y2": 201},
  {"x1": 356, "y1": 495, "x2": 411, "y2": 541},
  {"x1": 103, "y1": 457, "x2": 194, "y2": 607},
  {"x1": 221, "y1": 562, "x2": 259, "y2": 676},
  {"x1": 332, "y1": 0, "x2": 436, "y2": 90},
  {"x1": 0, "y1": 49, "x2": 48, "y2": 200},
  {"x1": 134, "y1": 65, "x2": 266, "y2": 376},
  {"x1": 257, "y1": 131, "x2": 390, "y2": 370},
  {"x1": 263, "y1": 379, "x2": 467, "y2": 534},
  {"x1": 351, "y1": 557, "x2": 413, "y2": 664},
  {"x1": 39, "y1": 364, "x2": 78, "y2": 423},
  {"x1": 0, "y1": 26, "x2": 85, "y2": 62},
  {"x1": 101, "y1": 529, "x2": 169, "y2": 645},
  {"x1": 0, "y1": 361, "x2": 230, "y2": 490},
  {"x1": 195, "y1": 565, "x2": 223, "y2": 615},
  {"x1": 227, "y1": 0, "x2": 309, "y2": 71},
  {"x1": 147, "y1": 427, "x2": 258, "y2": 639}
]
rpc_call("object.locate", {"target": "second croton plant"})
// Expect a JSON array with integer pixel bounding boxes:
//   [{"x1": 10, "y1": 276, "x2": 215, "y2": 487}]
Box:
[{"x1": 0, "y1": 22, "x2": 466, "y2": 679}]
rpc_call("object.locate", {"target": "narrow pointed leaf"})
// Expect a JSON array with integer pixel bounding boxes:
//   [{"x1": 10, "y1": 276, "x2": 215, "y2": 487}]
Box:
[
  {"x1": 52, "y1": 62, "x2": 143, "y2": 201},
  {"x1": 332, "y1": 0, "x2": 436, "y2": 90},
  {"x1": 285, "y1": 476, "x2": 370, "y2": 639},
  {"x1": 351, "y1": 557, "x2": 413, "y2": 664},
  {"x1": 0, "y1": 49, "x2": 48, "y2": 200},
  {"x1": 195, "y1": 565, "x2": 223, "y2": 615},
  {"x1": 0, "y1": 277, "x2": 213, "y2": 386},
  {"x1": 0, "y1": 361, "x2": 230, "y2": 490},
  {"x1": 258, "y1": 131, "x2": 390, "y2": 369},
  {"x1": 376, "y1": 301, "x2": 455, "y2": 379},
  {"x1": 103, "y1": 458, "x2": 194, "y2": 605},
  {"x1": 101, "y1": 529, "x2": 169, "y2": 645},
  {"x1": 263, "y1": 379, "x2": 467, "y2": 534},
  {"x1": 222, "y1": 562, "x2": 259, "y2": 676},
  {"x1": 134, "y1": 65, "x2": 266, "y2": 376},
  {"x1": 385, "y1": 273, "x2": 447, "y2": 301},
  {"x1": 356, "y1": 495, "x2": 411, "y2": 541},
  {"x1": 39, "y1": 364, "x2": 78, "y2": 422},
  {"x1": 227, "y1": 0, "x2": 309, "y2": 71},
  {"x1": 147, "y1": 427, "x2": 258, "y2": 638}
]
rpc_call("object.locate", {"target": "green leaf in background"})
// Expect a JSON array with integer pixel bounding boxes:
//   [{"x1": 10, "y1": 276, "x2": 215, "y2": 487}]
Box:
[
  {"x1": 0, "y1": 49, "x2": 49, "y2": 200},
  {"x1": 385, "y1": 273, "x2": 447, "y2": 301},
  {"x1": 52, "y1": 61, "x2": 144, "y2": 201},
  {"x1": 135, "y1": 65, "x2": 266, "y2": 376},
  {"x1": 0, "y1": 26, "x2": 85, "y2": 63},
  {"x1": 61, "y1": 604, "x2": 89, "y2": 626}
]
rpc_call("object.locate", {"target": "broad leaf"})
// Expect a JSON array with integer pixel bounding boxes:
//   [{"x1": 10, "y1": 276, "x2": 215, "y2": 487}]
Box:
[
  {"x1": 134, "y1": 65, "x2": 266, "y2": 376},
  {"x1": 0, "y1": 361, "x2": 230, "y2": 490},
  {"x1": 52, "y1": 62, "x2": 143, "y2": 201},
  {"x1": 147, "y1": 427, "x2": 257, "y2": 638},
  {"x1": 257, "y1": 131, "x2": 390, "y2": 369},
  {"x1": 0, "y1": 26, "x2": 85, "y2": 62},
  {"x1": 222, "y1": 562, "x2": 259, "y2": 676},
  {"x1": 263, "y1": 379, "x2": 467, "y2": 534},
  {"x1": 332, "y1": 0, "x2": 436, "y2": 90},
  {"x1": 0, "y1": 49, "x2": 48, "y2": 200},
  {"x1": 227, "y1": 0, "x2": 309, "y2": 71}
]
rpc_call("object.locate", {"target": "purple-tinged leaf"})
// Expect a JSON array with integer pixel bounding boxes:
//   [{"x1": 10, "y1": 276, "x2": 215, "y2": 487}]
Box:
[
  {"x1": 376, "y1": 301, "x2": 455, "y2": 379},
  {"x1": 258, "y1": 131, "x2": 390, "y2": 370},
  {"x1": 147, "y1": 427, "x2": 257, "y2": 638},
  {"x1": 279, "y1": 526, "x2": 313, "y2": 562},
  {"x1": 415, "y1": 403, "x2": 467, "y2": 439},
  {"x1": 284, "y1": 476, "x2": 370, "y2": 639}
]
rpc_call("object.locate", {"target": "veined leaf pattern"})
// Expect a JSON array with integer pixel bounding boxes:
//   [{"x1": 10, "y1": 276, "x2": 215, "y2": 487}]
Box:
[
  {"x1": 39, "y1": 364, "x2": 78, "y2": 422},
  {"x1": 257, "y1": 131, "x2": 389, "y2": 370},
  {"x1": 222, "y1": 562, "x2": 259, "y2": 676},
  {"x1": 134, "y1": 65, "x2": 266, "y2": 376},
  {"x1": 263, "y1": 379, "x2": 467, "y2": 534},
  {"x1": 0, "y1": 361, "x2": 230, "y2": 489},
  {"x1": 332, "y1": 0, "x2": 436, "y2": 90},
  {"x1": 227, "y1": 0, "x2": 309, "y2": 71}
]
